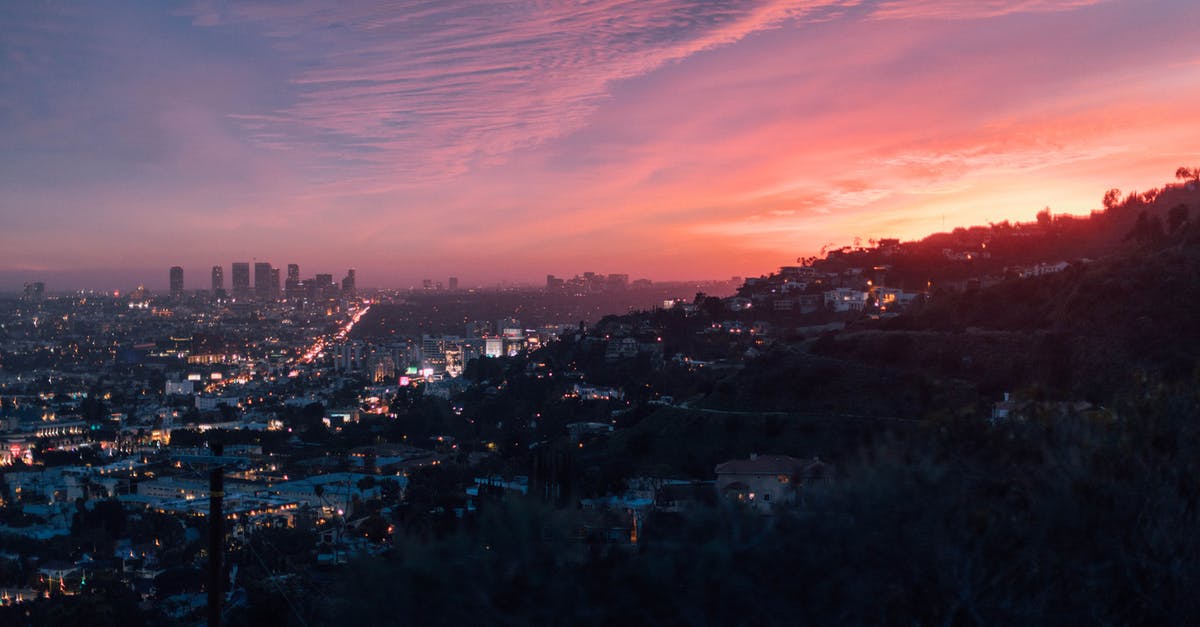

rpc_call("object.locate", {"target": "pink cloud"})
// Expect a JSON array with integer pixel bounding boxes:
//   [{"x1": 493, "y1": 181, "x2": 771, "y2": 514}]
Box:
[
  {"x1": 871, "y1": 0, "x2": 1110, "y2": 20},
  {"x1": 5, "y1": 0, "x2": 1199, "y2": 287},
  {"x1": 187, "y1": 1, "x2": 851, "y2": 182}
]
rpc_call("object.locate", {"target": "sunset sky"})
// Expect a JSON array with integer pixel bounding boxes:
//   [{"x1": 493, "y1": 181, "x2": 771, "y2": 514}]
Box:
[{"x1": 2, "y1": 0, "x2": 1198, "y2": 290}]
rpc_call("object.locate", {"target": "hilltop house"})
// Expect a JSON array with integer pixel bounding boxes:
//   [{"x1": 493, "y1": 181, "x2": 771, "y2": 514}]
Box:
[{"x1": 715, "y1": 454, "x2": 829, "y2": 512}]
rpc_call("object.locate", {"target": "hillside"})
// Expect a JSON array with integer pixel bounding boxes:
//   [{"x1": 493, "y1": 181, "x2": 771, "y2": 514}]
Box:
[{"x1": 815, "y1": 209, "x2": 1200, "y2": 399}]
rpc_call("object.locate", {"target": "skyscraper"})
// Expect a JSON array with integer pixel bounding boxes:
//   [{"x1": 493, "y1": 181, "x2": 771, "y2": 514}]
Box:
[
  {"x1": 448, "y1": 276, "x2": 459, "y2": 291},
  {"x1": 286, "y1": 264, "x2": 301, "y2": 300},
  {"x1": 211, "y1": 265, "x2": 224, "y2": 295},
  {"x1": 169, "y1": 266, "x2": 184, "y2": 298},
  {"x1": 232, "y1": 262, "x2": 251, "y2": 299},
  {"x1": 254, "y1": 262, "x2": 272, "y2": 300},
  {"x1": 341, "y1": 268, "x2": 356, "y2": 299},
  {"x1": 269, "y1": 267, "x2": 281, "y2": 299},
  {"x1": 315, "y1": 273, "x2": 336, "y2": 300},
  {"x1": 22, "y1": 282, "x2": 45, "y2": 302}
]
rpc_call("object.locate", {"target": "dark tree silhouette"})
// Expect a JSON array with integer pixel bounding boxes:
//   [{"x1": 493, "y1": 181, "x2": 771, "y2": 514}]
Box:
[{"x1": 1168, "y1": 203, "x2": 1190, "y2": 233}]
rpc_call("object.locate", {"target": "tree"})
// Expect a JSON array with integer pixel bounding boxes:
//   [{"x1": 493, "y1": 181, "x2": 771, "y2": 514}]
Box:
[
  {"x1": 1103, "y1": 188, "x2": 1122, "y2": 211},
  {"x1": 1176, "y1": 166, "x2": 1197, "y2": 182},
  {"x1": 1125, "y1": 210, "x2": 1166, "y2": 245},
  {"x1": 1169, "y1": 204, "x2": 1190, "y2": 233},
  {"x1": 1036, "y1": 207, "x2": 1052, "y2": 229}
]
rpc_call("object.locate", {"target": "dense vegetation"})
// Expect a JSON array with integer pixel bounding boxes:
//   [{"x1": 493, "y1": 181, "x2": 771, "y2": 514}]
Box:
[{"x1": 293, "y1": 383, "x2": 1200, "y2": 626}]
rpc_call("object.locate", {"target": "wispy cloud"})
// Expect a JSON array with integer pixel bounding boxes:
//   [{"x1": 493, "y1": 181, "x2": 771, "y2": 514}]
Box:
[
  {"x1": 186, "y1": 0, "x2": 841, "y2": 182},
  {"x1": 178, "y1": 0, "x2": 1124, "y2": 191},
  {"x1": 3, "y1": 0, "x2": 1197, "y2": 286},
  {"x1": 870, "y1": 0, "x2": 1110, "y2": 20}
]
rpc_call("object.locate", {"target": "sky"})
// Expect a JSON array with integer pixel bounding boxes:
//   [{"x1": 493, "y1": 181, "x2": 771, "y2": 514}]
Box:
[{"x1": 2, "y1": 0, "x2": 1198, "y2": 290}]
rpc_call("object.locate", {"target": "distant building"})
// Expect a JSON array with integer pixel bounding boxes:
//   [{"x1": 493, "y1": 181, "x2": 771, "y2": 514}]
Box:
[
  {"x1": 286, "y1": 264, "x2": 301, "y2": 299},
  {"x1": 342, "y1": 268, "x2": 356, "y2": 299},
  {"x1": 727, "y1": 296, "x2": 753, "y2": 312},
  {"x1": 231, "y1": 262, "x2": 251, "y2": 299},
  {"x1": 715, "y1": 454, "x2": 828, "y2": 512},
  {"x1": 211, "y1": 265, "x2": 224, "y2": 296},
  {"x1": 254, "y1": 262, "x2": 273, "y2": 300},
  {"x1": 22, "y1": 281, "x2": 45, "y2": 301},
  {"x1": 421, "y1": 335, "x2": 446, "y2": 372},
  {"x1": 169, "y1": 266, "x2": 184, "y2": 298},
  {"x1": 269, "y1": 267, "x2": 281, "y2": 299},
  {"x1": 165, "y1": 380, "x2": 194, "y2": 396},
  {"x1": 496, "y1": 317, "x2": 521, "y2": 336},
  {"x1": 824, "y1": 288, "x2": 869, "y2": 312},
  {"x1": 448, "y1": 276, "x2": 458, "y2": 291},
  {"x1": 314, "y1": 273, "x2": 337, "y2": 300}
]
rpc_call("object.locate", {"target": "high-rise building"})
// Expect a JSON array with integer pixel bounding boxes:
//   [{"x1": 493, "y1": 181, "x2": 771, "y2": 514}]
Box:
[
  {"x1": 421, "y1": 335, "x2": 447, "y2": 373},
  {"x1": 231, "y1": 262, "x2": 251, "y2": 299},
  {"x1": 448, "y1": 276, "x2": 459, "y2": 291},
  {"x1": 254, "y1": 262, "x2": 272, "y2": 300},
  {"x1": 211, "y1": 265, "x2": 224, "y2": 295},
  {"x1": 169, "y1": 266, "x2": 184, "y2": 298},
  {"x1": 285, "y1": 264, "x2": 301, "y2": 300},
  {"x1": 341, "y1": 268, "x2": 356, "y2": 299},
  {"x1": 22, "y1": 282, "x2": 45, "y2": 302},
  {"x1": 269, "y1": 267, "x2": 281, "y2": 299},
  {"x1": 606, "y1": 273, "x2": 629, "y2": 290},
  {"x1": 312, "y1": 273, "x2": 336, "y2": 300}
]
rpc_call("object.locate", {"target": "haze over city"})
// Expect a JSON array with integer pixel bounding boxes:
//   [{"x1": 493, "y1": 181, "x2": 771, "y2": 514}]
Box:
[{"x1": 3, "y1": 0, "x2": 1198, "y2": 290}]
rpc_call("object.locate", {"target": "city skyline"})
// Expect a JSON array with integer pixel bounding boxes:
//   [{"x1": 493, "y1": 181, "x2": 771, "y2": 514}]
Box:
[{"x1": 3, "y1": 1, "x2": 1199, "y2": 289}]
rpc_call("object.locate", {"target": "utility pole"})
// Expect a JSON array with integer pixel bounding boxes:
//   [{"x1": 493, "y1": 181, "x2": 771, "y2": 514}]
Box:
[{"x1": 207, "y1": 467, "x2": 224, "y2": 627}]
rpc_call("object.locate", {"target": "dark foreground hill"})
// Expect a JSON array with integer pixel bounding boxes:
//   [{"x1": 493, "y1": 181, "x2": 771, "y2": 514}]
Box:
[{"x1": 815, "y1": 215, "x2": 1200, "y2": 400}]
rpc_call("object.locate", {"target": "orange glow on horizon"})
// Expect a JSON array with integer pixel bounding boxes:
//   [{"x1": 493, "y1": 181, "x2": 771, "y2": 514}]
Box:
[{"x1": 2, "y1": 2, "x2": 1198, "y2": 287}]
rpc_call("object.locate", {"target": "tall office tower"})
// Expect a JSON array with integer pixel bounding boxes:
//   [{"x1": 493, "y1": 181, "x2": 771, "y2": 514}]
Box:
[
  {"x1": 254, "y1": 262, "x2": 272, "y2": 300},
  {"x1": 448, "y1": 276, "x2": 459, "y2": 291},
  {"x1": 169, "y1": 266, "x2": 184, "y2": 298},
  {"x1": 22, "y1": 282, "x2": 45, "y2": 302},
  {"x1": 421, "y1": 335, "x2": 447, "y2": 373},
  {"x1": 285, "y1": 264, "x2": 301, "y2": 299},
  {"x1": 211, "y1": 266, "x2": 224, "y2": 294},
  {"x1": 231, "y1": 262, "x2": 251, "y2": 299},
  {"x1": 314, "y1": 273, "x2": 336, "y2": 300},
  {"x1": 341, "y1": 268, "x2": 356, "y2": 299},
  {"x1": 269, "y1": 267, "x2": 281, "y2": 299}
]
